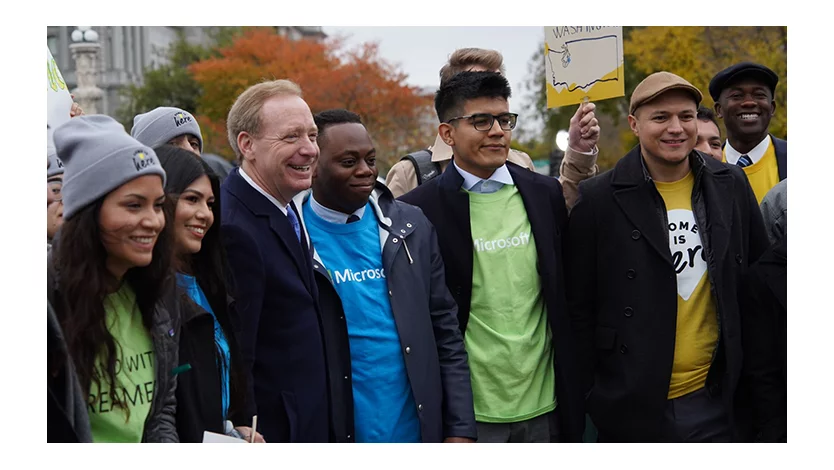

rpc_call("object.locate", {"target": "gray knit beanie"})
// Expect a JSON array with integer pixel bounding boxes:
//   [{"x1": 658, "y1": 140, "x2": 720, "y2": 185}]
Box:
[
  {"x1": 54, "y1": 115, "x2": 167, "y2": 220},
  {"x1": 47, "y1": 127, "x2": 64, "y2": 178},
  {"x1": 131, "y1": 106, "x2": 203, "y2": 151}
]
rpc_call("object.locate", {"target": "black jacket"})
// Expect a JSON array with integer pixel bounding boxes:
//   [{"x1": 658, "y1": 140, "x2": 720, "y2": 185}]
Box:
[
  {"x1": 400, "y1": 161, "x2": 586, "y2": 442},
  {"x1": 295, "y1": 183, "x2": 476, "y2": 442},
  {"x1": 48, "y1": 299, "x2": 92, "y2": 443},
  {"x1": 739, "y1": 235, "x2": 787, "y2": 442},
  {"x1": 173, "y1": 289, "x2": 254, "y2": 443},
  {"x1": 565, "y1": 147, "x2": 770, "y2": 441}
]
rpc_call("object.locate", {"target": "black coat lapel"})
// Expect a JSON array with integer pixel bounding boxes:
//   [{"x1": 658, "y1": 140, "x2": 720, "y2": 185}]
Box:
[
  {"x1": 511, "y1": 164, "x2": 556, "y2": 274},
  {"x1": 698, "y1": 164, "x2": 735, "y2": 265},
  {"x1": 437, "y1": 162, "x2": 473, "y2": 291},
  {"x1": 611, "y1": 149, "x2": 673, "y2": 266},
  {"x1": 226, "y1": 170, "x2": 313, "y2": 291},
  {"x1": 771, "y1": 135, "x2": 788, "y2": 181}
]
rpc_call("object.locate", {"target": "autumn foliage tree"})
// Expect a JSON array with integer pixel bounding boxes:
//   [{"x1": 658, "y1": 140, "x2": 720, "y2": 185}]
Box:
[
  {"x1": 117, "y1": 27, "x2": 244, "y2": 129},
  {"x1": 189, "y1": 28, "x2": 434, "y2": 173}
]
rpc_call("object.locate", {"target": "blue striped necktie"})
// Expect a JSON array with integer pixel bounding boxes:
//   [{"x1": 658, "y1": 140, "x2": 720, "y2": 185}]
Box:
[
  {"x1": 286, "y1": 206, "x2": 301, "y2": 242},
  {"x1": 737, "y1": 154, "x2": 753, "y2": 168}
]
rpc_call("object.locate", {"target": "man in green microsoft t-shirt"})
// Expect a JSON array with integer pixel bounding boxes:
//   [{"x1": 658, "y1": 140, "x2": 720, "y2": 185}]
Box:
[{"x1": 400, "y1": 71, "x2": 595, "y2": 442}]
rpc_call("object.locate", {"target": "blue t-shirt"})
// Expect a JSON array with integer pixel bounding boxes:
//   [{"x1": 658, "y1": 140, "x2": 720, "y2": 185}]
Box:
[
  {"x1": 176, "y1": 273, "x2": 231, "y2": 421},
  {"x1": 303, "y1": 199, "x2": 421, "y2": 443}
]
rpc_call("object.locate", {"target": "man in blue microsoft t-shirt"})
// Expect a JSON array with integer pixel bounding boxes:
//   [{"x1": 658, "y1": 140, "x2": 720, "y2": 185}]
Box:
[{"x1": 293, "y1": 109, "x2": 475, "y2": 443}]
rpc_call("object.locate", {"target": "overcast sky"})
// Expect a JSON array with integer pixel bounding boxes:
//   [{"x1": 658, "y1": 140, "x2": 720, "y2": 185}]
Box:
[{"x1": 322, "y1": 26, "x2": 546, "y2": 130}]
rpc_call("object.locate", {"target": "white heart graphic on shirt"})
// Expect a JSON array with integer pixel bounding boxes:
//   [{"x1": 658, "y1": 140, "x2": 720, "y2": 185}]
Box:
[{"x1": 666, "y1": 209, "x2": 708, "y2": 301}]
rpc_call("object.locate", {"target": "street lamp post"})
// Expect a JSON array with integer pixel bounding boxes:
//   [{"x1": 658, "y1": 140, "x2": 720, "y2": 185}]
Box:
[
  {"x1": 549, "y1": 129, "x2": 569, "y2": 178},
  {"x1": 555, "y1": 129, "x2": 570, "y2": 152},
  {"x1": 69, "y1": 26, "x2": 104, "y2": 115}
]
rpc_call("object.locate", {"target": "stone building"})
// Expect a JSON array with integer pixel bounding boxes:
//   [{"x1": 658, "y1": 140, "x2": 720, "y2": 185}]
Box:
[{"x1": 46, "y1": 26, "x2": 326, "y2": 117}]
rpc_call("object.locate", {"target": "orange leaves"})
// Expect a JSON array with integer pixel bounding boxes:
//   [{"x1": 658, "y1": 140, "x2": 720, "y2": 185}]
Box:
[{"x1": 189, "y1": 28, "x2": 434, "y2": 165}]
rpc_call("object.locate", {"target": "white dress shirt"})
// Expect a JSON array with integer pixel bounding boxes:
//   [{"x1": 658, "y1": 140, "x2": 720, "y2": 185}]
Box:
[
  {"x1": 239, "y1": 167, "x2": 288, "y2": 215},
  {"x1": 724, "y1": 135, "x2": 771, "y2": 165}
]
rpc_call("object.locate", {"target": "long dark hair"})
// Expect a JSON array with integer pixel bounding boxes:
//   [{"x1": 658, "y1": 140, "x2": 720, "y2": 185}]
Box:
[
  {"x1": 54, "y1": 193, "x2": 174, "y2": 414},
  {"x1": 154, "y1": 144, "x2": 247, "y2": 417}
]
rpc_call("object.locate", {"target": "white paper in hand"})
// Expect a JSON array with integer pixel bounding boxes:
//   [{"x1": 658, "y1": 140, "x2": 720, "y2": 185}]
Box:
[
  {"x1": 47, "y1": 46, "x2": 73, "y2": 131},
  {"x1": 202, "y1": 431, "x2": 247, "y2": 443}
]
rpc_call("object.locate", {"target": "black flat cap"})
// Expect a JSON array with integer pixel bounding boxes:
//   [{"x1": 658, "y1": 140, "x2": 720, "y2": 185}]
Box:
[{"x1": 709, "y1": 62, "x2": 778, "y2": 102}]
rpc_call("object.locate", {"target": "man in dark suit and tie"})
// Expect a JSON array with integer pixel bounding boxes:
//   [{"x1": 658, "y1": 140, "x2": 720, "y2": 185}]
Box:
[
  {"x1": 220, "y1": 79, "x2": 328, "y2": 442},
  {"x1": 399, "y1": 71, "x2": 592, "y2": 442},
  {"x1": 710, "y1": 62, "x2": 787, "y2": 203}
]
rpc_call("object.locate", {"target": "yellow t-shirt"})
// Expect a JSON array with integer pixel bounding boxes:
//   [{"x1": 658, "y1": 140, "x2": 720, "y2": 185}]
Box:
[
  {"x1": 655, "y1": 172, "x2": 719, "y2": 399},
  {"x1": 723, "y1": 137, "x2": 780, "y2": 204}
]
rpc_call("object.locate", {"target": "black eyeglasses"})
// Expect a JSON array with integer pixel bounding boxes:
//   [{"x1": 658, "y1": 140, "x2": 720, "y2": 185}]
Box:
[
  {"x1": 444, "y1": 113, "x2": 518, "y2": 132},
  {"x1": 48, "y1": 180, "x2": 63, "y2": 201}
]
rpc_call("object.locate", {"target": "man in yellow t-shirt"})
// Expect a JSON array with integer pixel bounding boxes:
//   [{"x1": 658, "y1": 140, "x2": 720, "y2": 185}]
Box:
[
  {"x1": 710, "y1": 62, "x2": 787, "y2": 203},
  {"x1": 566, "y1": 71, "x2": 769, "y2": 442}
]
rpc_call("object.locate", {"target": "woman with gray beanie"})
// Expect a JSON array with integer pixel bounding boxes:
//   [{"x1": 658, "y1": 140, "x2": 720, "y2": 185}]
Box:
[
  {"x1": 47, "y1": 115, "x2": 180, "y2": 443},
  {"x1": 47, "y1": 133, "x2": 64, "y2": 248},
  {"x1": 131, "y1": 106, "x2": 203, "y2": 156}
]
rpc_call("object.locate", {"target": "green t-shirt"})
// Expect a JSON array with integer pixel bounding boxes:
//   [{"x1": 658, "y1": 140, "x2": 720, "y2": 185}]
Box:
[
  {"x1": 88, "y1": 283, "x2": 156, "y2": 443},
  {"x1": 465, "y1": 184, "x2": 556, "y2": 423}
]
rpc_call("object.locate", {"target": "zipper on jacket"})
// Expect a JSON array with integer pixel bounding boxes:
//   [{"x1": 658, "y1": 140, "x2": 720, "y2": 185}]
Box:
[
  {"x1": 142, "y1": 303, "x2": 174, "y2": 442},
  {"x1": 402, "y1": 238, "x2": 414, "y2": 264},
  {"x1": 689, "y1": 160, "x2": 723, "y2": 368}
]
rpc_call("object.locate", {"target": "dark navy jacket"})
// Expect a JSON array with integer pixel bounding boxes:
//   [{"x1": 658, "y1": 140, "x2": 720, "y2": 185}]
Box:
[
  {"x1": 772, "y1": 135, "x2": 787, "y2": 181},
  {"x1": 294, "y1": 183, "x2": 476, "y2": 442},
  {"x1": 220, "y1": 167, "x2": 329, "y2": 443}
]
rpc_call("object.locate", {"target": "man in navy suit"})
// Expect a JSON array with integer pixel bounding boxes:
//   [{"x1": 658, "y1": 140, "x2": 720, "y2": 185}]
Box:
[{"x1": 220, "y1": 79, "x2": 328, "y2": 442}]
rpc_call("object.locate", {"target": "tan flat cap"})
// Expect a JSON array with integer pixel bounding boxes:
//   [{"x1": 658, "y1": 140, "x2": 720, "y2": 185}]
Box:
[{"x1": 630, "y1": 71, "x2": 703, "y2": 115}]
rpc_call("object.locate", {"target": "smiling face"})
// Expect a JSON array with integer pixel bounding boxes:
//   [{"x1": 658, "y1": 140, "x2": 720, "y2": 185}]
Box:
[
  {"x1": 174, "y1": 174, "x2": 214, "y2": 255},
  {"x1": 440, "y1": 96, "x2": 510, "y2": 180},
  {"x1": 238, "y1": 94, "x2": 319, "y2": 206},
  {"x1": 628, "y1": 89, "x2": 698, "y2": 169},
  {"x1": 313, "y1": 122, "x2": 377, "y2": 214},
  {"x1": 715, "y1": 76, "x2": 776, "y2": 145},
  {"x1": 98, "y1": 175, "x2": 166, "y2": 280}
]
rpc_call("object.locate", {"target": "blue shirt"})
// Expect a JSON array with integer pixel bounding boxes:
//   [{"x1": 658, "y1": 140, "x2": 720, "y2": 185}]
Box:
[
  {"x1": 454, "y1": 161, "x2": 514, "y2": 193},
  {"x1": 303, "y1": 199, "x2": 421, "y2": 443},
  {"x1": 176, "y1": 273, "x2": 231, "y2": 421}
]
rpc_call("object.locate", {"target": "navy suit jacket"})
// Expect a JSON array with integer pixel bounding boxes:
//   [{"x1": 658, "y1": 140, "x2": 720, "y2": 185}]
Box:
[
  {"x1": 220, "y1": 168, "x2": 329, "y2": 442},
  {"x1": 772, "y1": 135, "x2": 787, "y2": 181}
]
